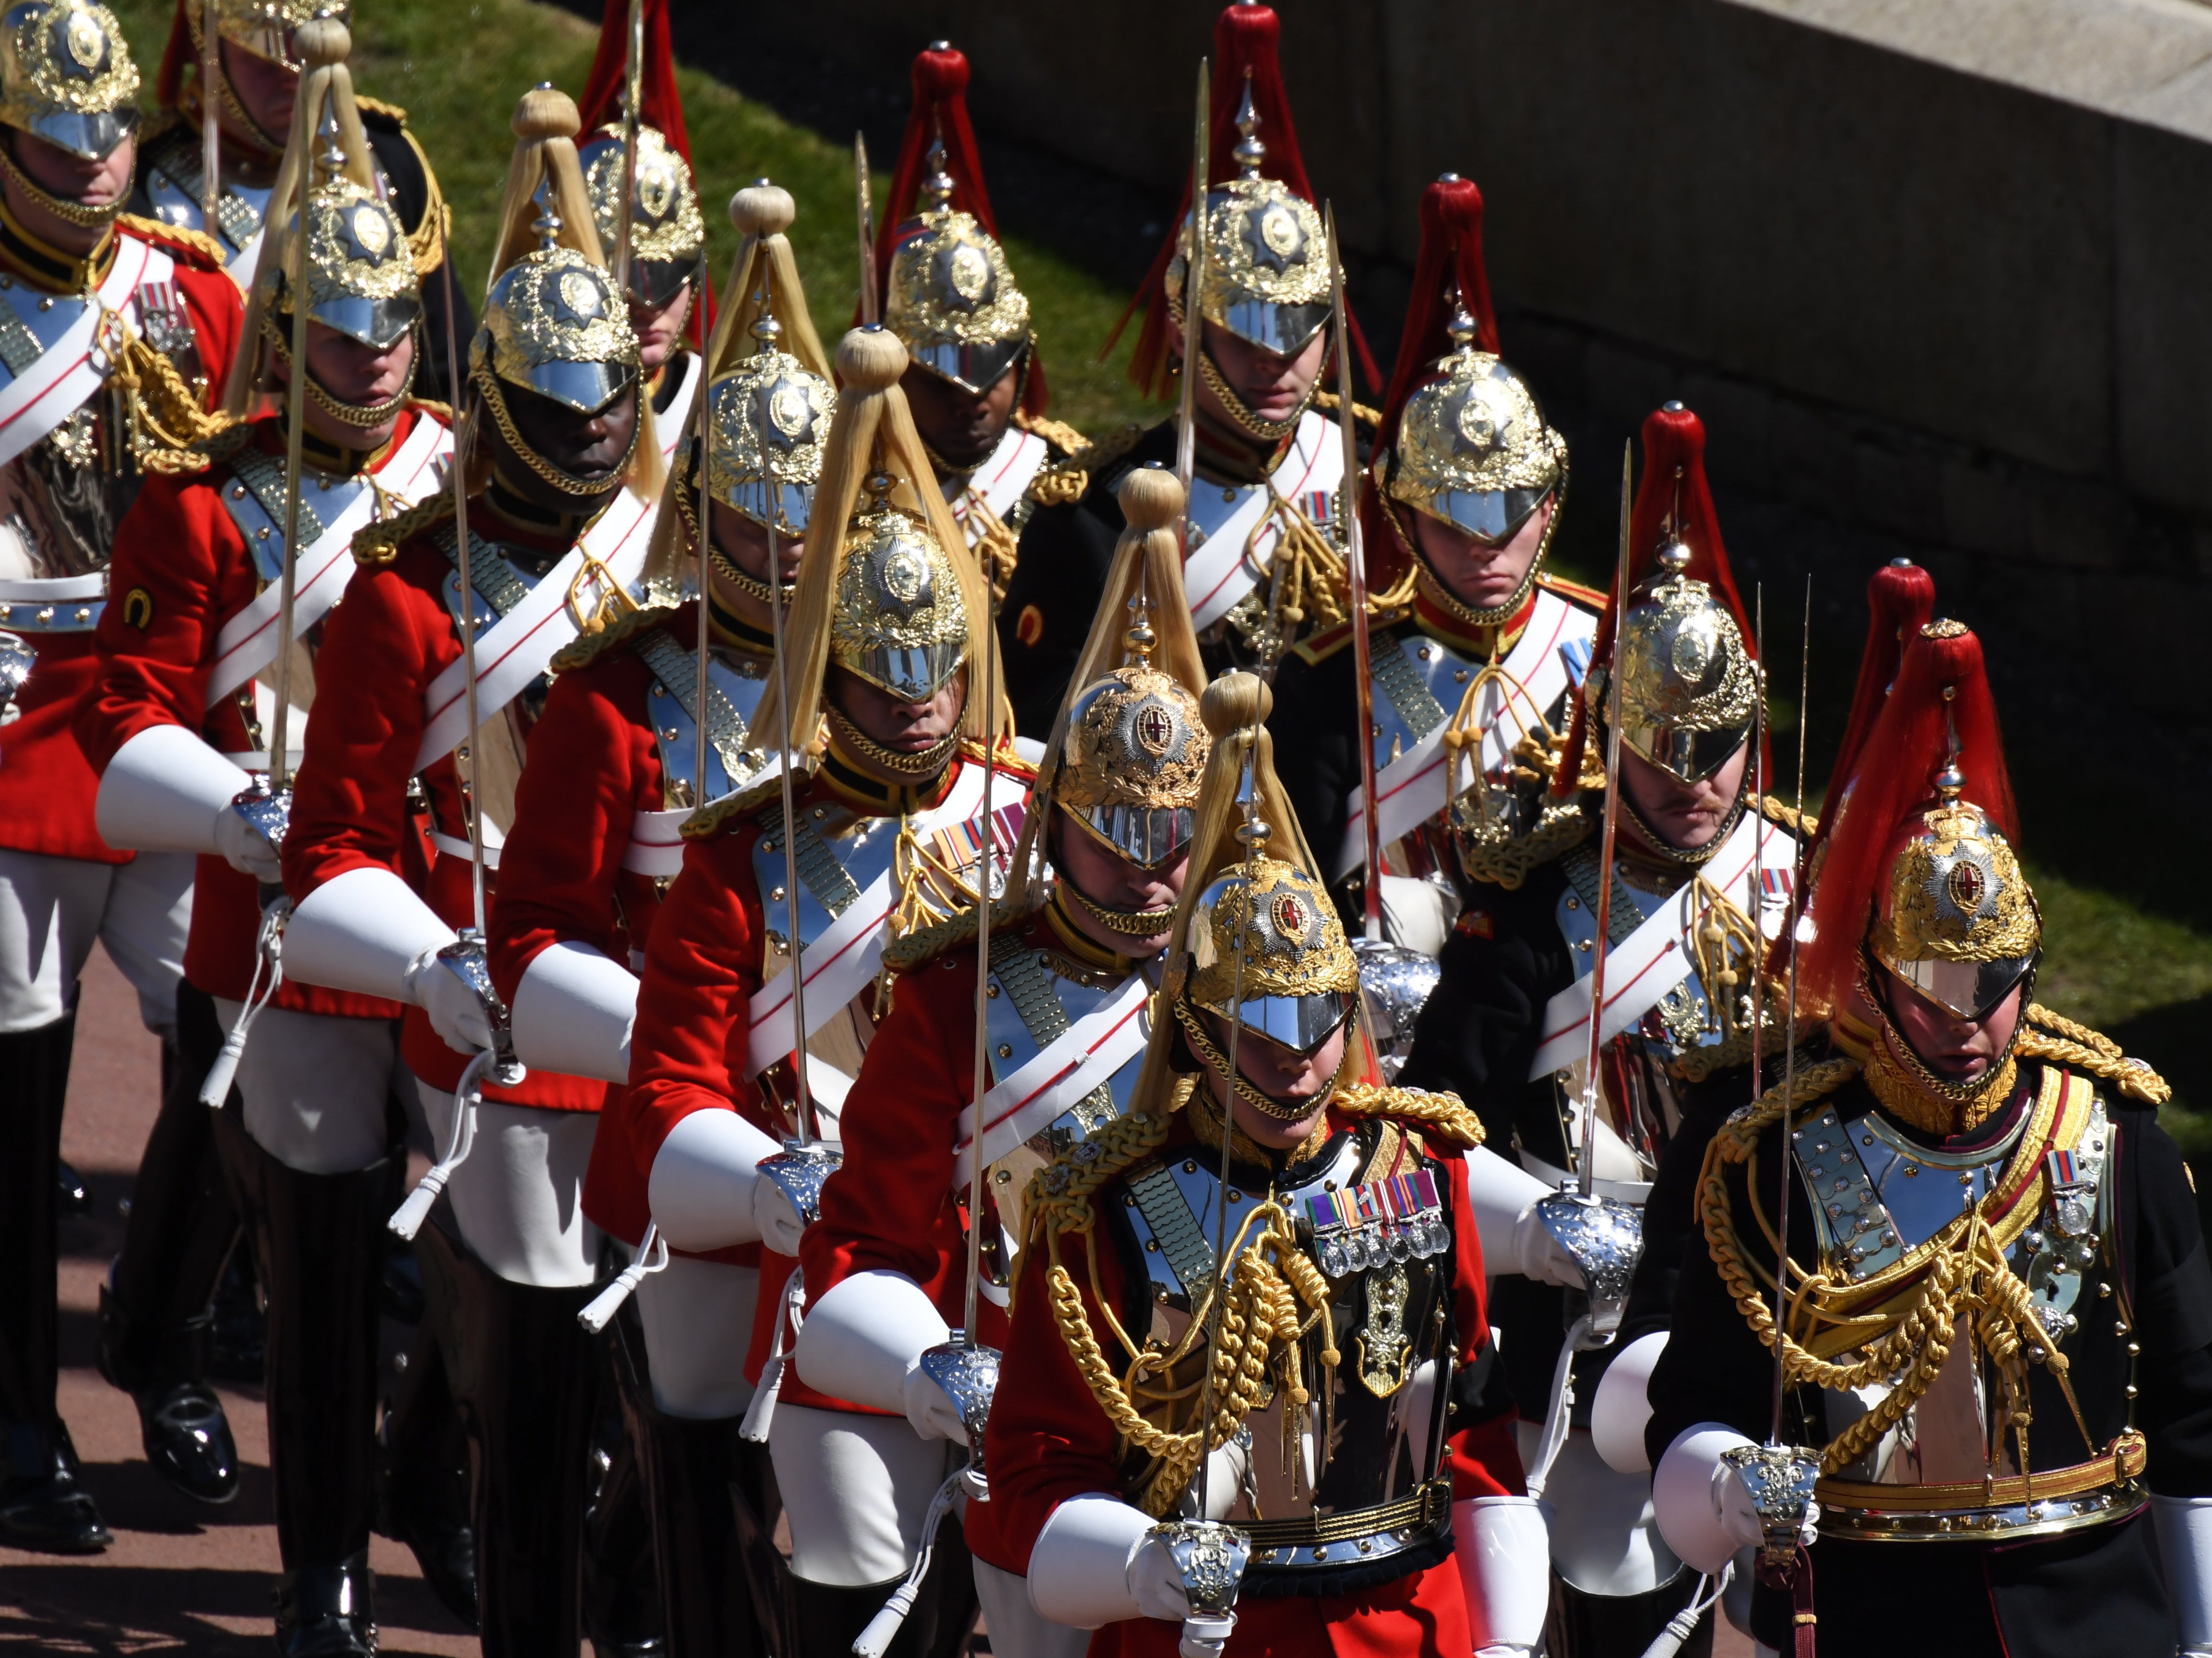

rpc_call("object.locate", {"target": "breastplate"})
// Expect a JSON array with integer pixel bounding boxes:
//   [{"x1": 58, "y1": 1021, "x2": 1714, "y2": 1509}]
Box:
[
  {"x1": 221, "y1": 445, "x2": 375, "y2": 582},
  {"x1": 983, "y1": 933, "x2": 1150, "y2": 1149},
  {"x1": 1106, "y1": 1124, "x2": 1459, "y2": 1579},
  {"x1": 749, "y1": 796, "x2": 898, "y2": 961},
  {"x1": 137, "y1": 125, "x2": 364, "y2": 268},
  {"x1": 634, "y1": 629, "x2": 770, "y2": 804},
  {"x1": 0, "y1": 410, "x2": 135, "y2": 585}
]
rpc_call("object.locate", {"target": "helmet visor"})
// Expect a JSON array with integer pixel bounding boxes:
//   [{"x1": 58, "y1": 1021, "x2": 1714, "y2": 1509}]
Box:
[
  {"x1": 1879, "y1": 948, "x2": 2039, "y2": 1023},
  {"x1": 306, "y1": 290, "x2": 419, "y2": 352},
  {"x1": 1215, "y1": 295, "x2": 1330, "y2": 358},
  {"x1": 718, "y1": 476, "x2": 815, "y2": 537},
  {"x1": 626, "y1": 256, "x2": 693, "y2": 309},
  {"x1": 1618, "y1": 720, "x2": 1750, "y2": 786},
  {"x1": 27, "y1": 105, "x2": 134, "y2": 161},
  {"x1": 1066, "y1": 801, "x2": 1196, "y2": 872},
  {"x1": 506, "y1": 353, "x2": 636, "y2": 416},
  {"x1": 1427, "y1": 484, "x2": 1552, "y2": 547},
  {"x1": 844, "y1": 640, "x2": 967, "y2": 706},
  {"x1": 1213, "y1": 990, "x2": 1354, "y2": 1058},
  {"x1": 907, "y1": 334, "x2": 1027, "y2": 397}
]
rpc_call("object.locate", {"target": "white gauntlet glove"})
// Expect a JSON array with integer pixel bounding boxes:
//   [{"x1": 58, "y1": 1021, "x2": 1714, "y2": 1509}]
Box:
[
  {"x1": 213, "y1": 803, "x2": 284, "y2": 882},
  {"x1": 751, "y1": 1177, "x2": 809, "y2": 1257},
  {"x1": 405, "y1": 946, "x2": 500, "y2": 1055}
]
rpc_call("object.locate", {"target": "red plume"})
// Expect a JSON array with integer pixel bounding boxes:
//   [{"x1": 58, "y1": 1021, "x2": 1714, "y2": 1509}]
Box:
[
  {"x1": 1553, "y1": 404, "x2": 1754, "y2": 797},
  {"x1": 1797, "y1": 622, "x2": 2018, "y2": 1014},
  {"x1": 1106, "y1": 3, "x2": 1380, "y2": 400},
  {"x1": 155, "y1": 0, "x2": 191, "y2": 108},
  {"x1": 1360, "y1": 174, "x2": 1501, "y2": 593},
  {"x1": 1804, "y1": 561, "x2": 1937, "y2": 866},
  {"x1": 576, "y1": 0, "x2": 690, "y2": 161},
  {"x1": 575, "y1": 0, "x2": 707, "y2": 346},
  {"x1": 873, "y1": 43, "x2": 1048, "y2": 416}
]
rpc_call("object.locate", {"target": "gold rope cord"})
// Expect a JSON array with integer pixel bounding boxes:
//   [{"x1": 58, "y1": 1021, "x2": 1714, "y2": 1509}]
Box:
[
  {"x1": 952, "y1": 483, "x2": 1019, "y2": 602},
  {"x1": 99, "y1": 309, "x2": 238, "y2": 473},
  {"x1": 1033, "y1": 1090, "x2": 1342, "y2": 1517},
  {"x1": 1226, "y1": 486, "x2": 1350, "y2": 653},
  {"x1": 1699, "y1": 1056, "x2": 2075, "y2": 1477}
]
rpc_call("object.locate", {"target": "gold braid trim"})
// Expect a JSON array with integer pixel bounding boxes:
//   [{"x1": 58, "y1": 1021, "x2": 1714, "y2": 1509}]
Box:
[
  {"x1": 1331, "y1": 1082, "x2": 1486, "y2": 1149},
  {"x1": 1700, "y1": 1055, "x2": 2070, "y2": 1477},
  {"x1": 879, "y1": 888, "x2": 1048, "y2": 977},
  {"x1": 102, "y1": 314, "x2": 240, "y2": 473},
  {"x1": 1759, "y1": 795, "x2": 1819, "y2": 838},
  {"x1": 352, "y1": 489, "x2": 455, "y2": 567},
  {"x1": 1027, "y1": 421, "x2": 1146, "y2": 510},
  {"x1": 2020, "y1": 1005, "x2": 2169, "y2": 1105},
  {"x1": 1312, "y1": 387, "x2": 1383, "y2": 430},
  {"x1": 547, "y1": 602, "x2": 680, "y2": 673},
  {"x1": 116, "y1": 212, "x2": 229, "y2": 272},
  {"x1": 1013, "y1": 409, "x2": 1088, "y2": 460}
]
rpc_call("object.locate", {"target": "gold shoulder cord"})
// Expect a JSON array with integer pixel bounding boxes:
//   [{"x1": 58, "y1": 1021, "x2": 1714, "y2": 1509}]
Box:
[
  {"x1": 1032, "y1": 1080, "x2": 1340, "y2": 1517},
  {"x1": 1700, "y1": 1054, "x2": 2102, "y2": 1479},
  {"x1": 352, "y1": 489, "x2": 456, "y2": 568}
]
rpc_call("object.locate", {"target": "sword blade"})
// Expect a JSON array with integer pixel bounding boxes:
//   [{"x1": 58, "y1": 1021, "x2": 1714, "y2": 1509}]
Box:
[
  {"x1": 1172, "y1": 57, "x2": 1209, "y2": 558},
  {"x1": 1326, "y1": 205, "x2": 1380, "y2": 942},
  {"x1": 855, "y1": 133, "x2": 878, "y2": 327}
]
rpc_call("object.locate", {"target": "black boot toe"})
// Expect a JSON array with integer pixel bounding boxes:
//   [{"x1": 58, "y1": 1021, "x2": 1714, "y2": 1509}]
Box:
[
  {"x1": 274, "y1": 1556, "x2": 377, "y2": 1657},
  {"x1": 0, "y1": 1421, "x2": 113, "y2": 1554},
  {"x1": 138, "y1": 1381, "x2": 241, "y2": 1504}
]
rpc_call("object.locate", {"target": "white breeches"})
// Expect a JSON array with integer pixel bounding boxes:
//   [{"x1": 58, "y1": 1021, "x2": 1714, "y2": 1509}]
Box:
[
  {"x1": 415, "y1": 1078, "x2": 602, "y2": 1289},
  {"x1": 0, "y1": 846, "x2": 192, "y2": 1034},
  {"x1": 635, "y1": 1254, "x2": 759, "y2": 1420},
  {"x1": 974, "y1": 1559, "x2": 1091, "y2": 1658},
  {"x1": 770, "y1": 1402, "x2": 957, "y2": 1587},
  {"x1": 213, "y1": 999, "x2": 405, "y2": 1176}
]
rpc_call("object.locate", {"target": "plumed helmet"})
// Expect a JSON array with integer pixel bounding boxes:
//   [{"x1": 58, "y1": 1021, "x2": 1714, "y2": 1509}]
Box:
[
  {"x1": 202, "y1": 0, "x2": 343, "y2": 70},
  {"x1": 0, "y1": 0, "x2": 137, "y2": 160},
  {"x1": 885, "y1": 158, "x2": 1030, "y2": 394},
  {"x1": 1182, "y1": 855, "x2": 1358, "y2": 1056},
  {"x1": 1165, "y1": 79, "x2": 1329, "y2": 359},
  {"x1": 580, "y1": 121, "x2": 704, "y2": 305},
  {"x1": 1058, "y1": 659, "x2": 1208, "y2": 870},
  {"x1": 703, "y1": 332, "x2": 835, "y2": 536},
  {"x1": 1388, "y1": 311, "x2": 1564, "y2": 546},
  {"x1": 828, "y1": 472, "x2": 969, "y2": 703}
]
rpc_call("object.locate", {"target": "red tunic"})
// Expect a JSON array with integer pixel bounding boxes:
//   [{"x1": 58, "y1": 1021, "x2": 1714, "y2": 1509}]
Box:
[
  {"x1": 0, "y1": 217, "x2": 243, "y2": 864},
  {"x1": 983, "y1": 1108, "x2": 1525, "y2": 1658},
  {"x1": 280, "y1": 501, "x2": 603, "y2": 1109},
  {"x1": 76, "y1": 412, "x2": 444, "y2": 1017},
  {"x1": 598, "y1": 744, "x2": 1030, "y2": 1338}
]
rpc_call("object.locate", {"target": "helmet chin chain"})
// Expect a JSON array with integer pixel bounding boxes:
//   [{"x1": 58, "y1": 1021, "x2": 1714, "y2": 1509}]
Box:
[
  {"x1": 475, "y1": 364, "x2": 638, "y2": 499},
  {"x1": 826, "y1": 705, "x2": 960, "y2": 780},
  {"x1": 0, "y1": 141, "x2": 122, "y2": 230}
]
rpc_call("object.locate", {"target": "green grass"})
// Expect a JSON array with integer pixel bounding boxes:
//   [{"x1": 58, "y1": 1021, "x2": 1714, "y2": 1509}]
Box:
[
  {"x1": 110, "y1": 0, "x2": 2212, "y2": 1141},
  {"x1": 103, "y1": 0, "x2": 1157, "y2": 435}
]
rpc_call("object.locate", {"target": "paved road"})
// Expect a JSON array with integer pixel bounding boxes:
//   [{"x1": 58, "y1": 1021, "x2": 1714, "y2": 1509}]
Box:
[{"x1": 0, "y1": 944, "x2": 477, "y2": 1656}]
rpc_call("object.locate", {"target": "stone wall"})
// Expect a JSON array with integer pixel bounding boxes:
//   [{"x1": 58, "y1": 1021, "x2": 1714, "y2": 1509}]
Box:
[{"x1": 688, "y1": 0, "x2": 2212, "y2": 842}]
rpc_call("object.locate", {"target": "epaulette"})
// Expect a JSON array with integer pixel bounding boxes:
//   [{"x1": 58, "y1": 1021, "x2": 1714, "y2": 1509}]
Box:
[
  {"x1": 117, "y1": 213, "x2": 229, "y2": 273},
  {"x1": 1332, "y1": 1082, "x2": 1485, "y2": 1149},
  {"x1": 353, "y1": 491, "x2": 455, "y2": 568},
  {"x1": 1028, "y1": 421, "x2": 1146, "y2": 510},
  {"x1": 680, "y1": 758, "x2": 810, "y2": 842},
  {"x1": 1313, "y1": 388, "x2": 1383, "y2": 431},
  {"x1": 1758, "y1": 795, "x2": 1817, "y2": 838},
  {"x1": 354, "y1": 94, "x2": 410, "y2": 127},
  {"x1": 1013, "y1": 410, "x2": 1087, "y2": 461},
  {"x1": 961, "y1": 734, "x2": 1041, "y2": 788},
  {"x1": 1286, "y1": 604, "x2": 1411, "y2": 667},
  {"x1": 2021, "y1": 1005, "x2": 2170, "y2": 1106},
  {"x1": 548, "y1": 602, "x2": 680, "y2": 674},
  {"x1": 1537, "y1": 572, "x2": 1609, "y2": 611},
  {"x1": 881, "y1": 887, "x2": 1048, "y2": 976}
]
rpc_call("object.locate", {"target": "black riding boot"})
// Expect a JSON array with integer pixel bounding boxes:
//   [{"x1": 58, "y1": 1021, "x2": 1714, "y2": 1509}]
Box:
[
  {"x1": 214, "y1": 1101, "x2": 388, "y2": 1657},
  {"x1": 97, "y1": 983, "x2": 242, "y2": 1505},
  {"x1": 585, "y1": 1332, "x2": 665, "y2": 1657},
  {"x1": 0, "y1": 1012, "x2": 110, "y2": 1554},
  {"x1": 417, "y1": 1222, "x2": 595, "y2": 1658},
  {"x1": 611, "y1": 1311, "x2": 768, "y2": 1658},
  {"x1": 376, "y1": 1319, "x2": 476, "y2": 1627},
  {"x1": 1548, "y1": 1573, "x2": 1713, "y2": 1658}
]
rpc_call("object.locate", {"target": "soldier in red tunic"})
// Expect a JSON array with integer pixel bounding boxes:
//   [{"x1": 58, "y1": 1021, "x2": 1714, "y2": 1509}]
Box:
[
  {"x1": 487, "y1": 179, "x2": 837, "y2": 1657},
  {"x1": 79, "y1": 21, "x2": 454, "y2": 1556},
  {"x1": 985, "y1": 672, "x2": 1549, "y2": 1658},
  {"x1": 273, "y1": 84, "x2": 648, "y2": 1657},
  {"x1": 0, "y1": 0, "x2": 244, "y2": 1557},
  {"x1": 601, "y1": 322, "x2": 1017, "y2": 1655},
  {"x1": 787, "y1": 462, "x2": 1210, "y2": 1658}
]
